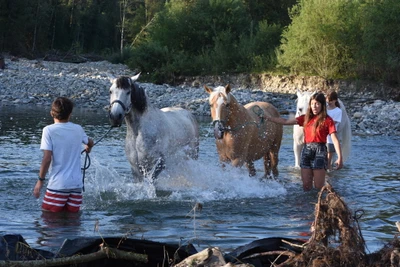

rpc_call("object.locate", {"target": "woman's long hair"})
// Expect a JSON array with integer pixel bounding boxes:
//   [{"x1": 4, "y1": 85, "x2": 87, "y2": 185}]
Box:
[{"x1": 304, "y1": 93, "x2": 327, "y2": 137}]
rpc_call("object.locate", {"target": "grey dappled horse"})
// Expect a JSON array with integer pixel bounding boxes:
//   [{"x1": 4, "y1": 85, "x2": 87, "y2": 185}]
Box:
[{"x1": 108, "y1": 74, "x2": 199, "y2": 182}]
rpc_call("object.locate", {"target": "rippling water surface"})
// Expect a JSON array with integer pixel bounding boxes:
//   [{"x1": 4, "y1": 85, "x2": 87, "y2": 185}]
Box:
[{"x1": 0, "y1": 105, "x2": 399, "y2": 254}]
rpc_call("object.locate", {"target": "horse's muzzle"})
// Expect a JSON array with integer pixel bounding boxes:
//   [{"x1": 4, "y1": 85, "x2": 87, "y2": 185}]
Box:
[
  {"x1": 213, "y1": 120, "x2": 224, "y2": 139},
  {"x1": 109, "y1": 112, "x2": 123, "y2": 127}
]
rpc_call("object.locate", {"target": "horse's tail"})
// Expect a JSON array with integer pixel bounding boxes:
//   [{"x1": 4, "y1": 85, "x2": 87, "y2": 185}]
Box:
[{"x1": 338, "y1": 99, "x2": 352, "y2": 162}]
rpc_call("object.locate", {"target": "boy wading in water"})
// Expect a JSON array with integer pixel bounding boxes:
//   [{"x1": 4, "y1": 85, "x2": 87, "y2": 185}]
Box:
[
  {"x1": 33, "y1": 97, "x2": 94, "y2": 212},
  {"x1": 265, "y1": 93, "x2": 343, "y2": 191}
]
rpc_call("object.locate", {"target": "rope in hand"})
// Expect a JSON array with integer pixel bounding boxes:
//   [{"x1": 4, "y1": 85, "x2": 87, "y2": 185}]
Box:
[{"x1": 81, "y1": 126, "x2": 114, "y2": 192}]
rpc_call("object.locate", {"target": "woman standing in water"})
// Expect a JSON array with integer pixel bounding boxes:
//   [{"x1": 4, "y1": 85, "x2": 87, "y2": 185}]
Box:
[{"x1": 265, "y1": 92, "x2": 343, "y2": 191}]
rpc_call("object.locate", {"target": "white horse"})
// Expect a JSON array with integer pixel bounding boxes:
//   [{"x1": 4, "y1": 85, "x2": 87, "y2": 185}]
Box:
[
  {"x1": 108, "y1": 73, "x2": 199, "y2": 182},
  {"x1": 293, "y1": 91, "x2": 351, "y2": 168}
]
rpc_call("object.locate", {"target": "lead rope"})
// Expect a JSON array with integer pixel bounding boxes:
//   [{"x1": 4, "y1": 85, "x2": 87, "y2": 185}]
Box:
[
  {"x1": 225, "y1": 105, "x2": 266, "y2": 137},
  {"x1": 81, "y1": 126, "x2": 114, "y2": 192}
]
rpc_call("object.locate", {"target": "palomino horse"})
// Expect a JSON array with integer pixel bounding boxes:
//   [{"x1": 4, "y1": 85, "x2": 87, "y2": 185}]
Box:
[
  {"x1": 205, "y1": 84, "x2": 283, "y2": 178},
  {"x1": 108, "y1": 74, "x2": 199, "y2": 182},
  {"x1": 293, "y1": 91, "x2": 352, "y2": 168}
]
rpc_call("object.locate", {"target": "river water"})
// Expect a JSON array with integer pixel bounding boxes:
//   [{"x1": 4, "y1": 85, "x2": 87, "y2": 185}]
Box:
[{"x1": 0, "y1": 105, "x2": 399, "y2": 255}]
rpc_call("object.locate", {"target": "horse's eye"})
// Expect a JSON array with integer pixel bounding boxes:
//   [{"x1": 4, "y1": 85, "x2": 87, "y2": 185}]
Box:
[
  {"x1": 109, "y1": 90, "x2": 112, "y2": 95},
  {"x1": 127, "y1": 91, "x2": 131, "y2": 95}
]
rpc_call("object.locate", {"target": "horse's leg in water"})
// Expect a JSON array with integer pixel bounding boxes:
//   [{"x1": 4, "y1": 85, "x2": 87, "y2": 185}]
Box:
[
  {"x1": 132, "y1": 167, "x2": 144, "y2": 183},
  {"x1": 269, "y1": 148, "x2": 280, "y2": 178},
  {"x1": 293, "y1": 141, "x2": 303, "y2": 168},
  {"x1": 245, "y1": 161, "x2": 256, "y2": 177},
  {"x1": 150, "y1": 156, "x2": 165, "y2": 180},
  {"x1": 264, "y1": 151, "x2": 278, "y2": 179},
  {"x1": 293, "y1": 125, "x2": 303, "y2": 168}
]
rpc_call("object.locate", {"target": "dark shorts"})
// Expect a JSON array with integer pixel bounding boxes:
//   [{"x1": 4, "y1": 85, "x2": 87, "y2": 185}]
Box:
[
  {"x1": 300, "y1": 143, "x2": 327, "y2": 170},
  {"x1": 327, "y1": 143, "x2": 335, "y2": 153}
]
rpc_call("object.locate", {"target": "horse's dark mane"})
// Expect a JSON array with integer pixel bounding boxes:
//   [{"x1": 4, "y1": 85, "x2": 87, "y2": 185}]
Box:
[{"x1": 116, "y1": 76, "x2": 147, "y2": 113}]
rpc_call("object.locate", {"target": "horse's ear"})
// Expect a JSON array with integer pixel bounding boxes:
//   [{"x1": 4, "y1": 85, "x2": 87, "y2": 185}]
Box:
[
  {"x1": 225, "y1": 84, "x2": 231, "y2": 94},
  {"x1": 204, "y1": 85, "x2": 213, "y2": 94},
  {"x1": 296, "y1": 89, "x2": 302, "y2": 97},
  {"x1": 131, "y1": 72, "x2": 141, "y2": 82}
]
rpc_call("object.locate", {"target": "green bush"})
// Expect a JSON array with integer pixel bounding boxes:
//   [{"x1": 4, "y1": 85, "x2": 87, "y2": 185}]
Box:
[{"x1": 277, "y1": 0, "x2": 358, "y2": 79}]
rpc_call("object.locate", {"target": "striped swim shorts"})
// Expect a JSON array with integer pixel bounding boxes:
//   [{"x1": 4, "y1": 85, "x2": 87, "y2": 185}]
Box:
[
  {"x1": 300, "y1": 142, "x2": 327, "y2": 170},
  {"x1": 42, "y1": 188, "x2": 82, "y2": 213}
]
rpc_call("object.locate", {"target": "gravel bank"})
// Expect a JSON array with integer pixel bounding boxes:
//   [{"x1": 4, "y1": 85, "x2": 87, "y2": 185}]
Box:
[{"x1": 0, "y1": 57, "x2": 399, "y2": 136}]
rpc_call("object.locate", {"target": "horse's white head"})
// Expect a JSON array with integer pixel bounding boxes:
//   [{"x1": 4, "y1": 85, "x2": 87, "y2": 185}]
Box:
[
  {"x1": 204, "y1": 84, "x2": 232, "y2": 139},
  {"x1": 109, "y1": 73, "x2": 144, "y2": 127},
  {"x1": 296, "y1": 90, "x2": 315, "y2": 117}
]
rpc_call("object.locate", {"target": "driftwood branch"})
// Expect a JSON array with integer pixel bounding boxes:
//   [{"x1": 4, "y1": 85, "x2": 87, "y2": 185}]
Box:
[
  {"x1": 281, "y1": 239, "x2": 307, "y2": 249},
  {"x1": 0, "y1": 246, "x2": 148, "y2": 267},
  {"x1": 242, "y1": 250, "x2": 295, "y2": 260}
]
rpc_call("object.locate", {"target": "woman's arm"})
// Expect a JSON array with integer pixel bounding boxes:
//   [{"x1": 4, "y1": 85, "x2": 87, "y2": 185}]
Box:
[
  {"x1": 265, "y1": 116, "x2": 297, "y2": 125},
  {"x1": 330, "y1": 132, "x2": 343, "y2": 169}
]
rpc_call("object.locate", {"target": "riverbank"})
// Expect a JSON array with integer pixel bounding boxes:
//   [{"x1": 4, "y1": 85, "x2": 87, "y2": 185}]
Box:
[{"x1": 0, "y1": 57, "x2": 399, "y2": 136}]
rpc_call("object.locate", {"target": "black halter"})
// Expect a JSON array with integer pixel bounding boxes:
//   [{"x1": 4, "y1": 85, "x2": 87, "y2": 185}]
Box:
[{"x1": 109, "y1": 99, "x2": 132, "y2": 115}]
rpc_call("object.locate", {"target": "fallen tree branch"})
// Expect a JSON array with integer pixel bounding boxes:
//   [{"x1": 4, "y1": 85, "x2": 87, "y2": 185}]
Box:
[
  {"x1": 242, "y1": 250, "x2": 295, "y2": 260},
  {"x1": 281, "y1": 239, "x2": 307, "y2": 250},
  {"x1": 0, "y1": 246, "x2": 148, "y2": 267}
]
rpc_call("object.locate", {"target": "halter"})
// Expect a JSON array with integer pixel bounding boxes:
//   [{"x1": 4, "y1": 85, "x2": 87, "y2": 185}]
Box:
[
  {"x1": 210, "y1": 92, "x2": 231, "y2": 130},
  {"x1": 212, "y1": 104, "x2": 266, "y2": 138},
  {"x1": 210, "y1": 90, "x2": 267, "y2": 138},
  {"x1": 109, "y1": 99, "x2": 132, "y2": 115}
]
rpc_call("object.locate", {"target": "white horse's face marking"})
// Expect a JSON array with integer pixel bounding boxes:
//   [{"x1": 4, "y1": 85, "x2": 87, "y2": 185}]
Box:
[
  {"x1": 205, "y1": 85, "x2": 231, "y2": 139},
  {"x1": 208, "y1": 86, "x2": 231, "y2": 122}
]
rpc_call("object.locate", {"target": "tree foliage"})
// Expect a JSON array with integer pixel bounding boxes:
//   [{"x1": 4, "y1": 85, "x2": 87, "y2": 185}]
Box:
[
  {"x1": 357, "y1": 0, "x2": 400, "y2": 84},
  {"x1": 278, "y1": 0, "x2": 399, "y2": 84},
  {"x1": 130, "y1": 0, "x2": 288, "y2": 82},
  {"x1": 277, "y1": 0, "x2": 359, "y2": 78},
  {"x1": 0, "y1": 0, "x2": 398, "y2": 85}
]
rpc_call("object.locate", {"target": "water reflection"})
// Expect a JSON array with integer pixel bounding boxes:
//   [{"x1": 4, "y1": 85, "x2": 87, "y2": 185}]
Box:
[{"x1": 35, "y1": 211, "x2": 82, "y2": 250}]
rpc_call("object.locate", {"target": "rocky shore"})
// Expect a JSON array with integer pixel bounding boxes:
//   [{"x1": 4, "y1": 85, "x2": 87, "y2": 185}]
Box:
[{"x1": 0, "y1": 57, "x2": 399, "y2": 136}]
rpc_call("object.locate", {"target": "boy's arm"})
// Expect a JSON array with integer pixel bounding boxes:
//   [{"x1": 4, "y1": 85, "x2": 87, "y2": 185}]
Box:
[
  {"x1": 34, "y1": 150, "x2": 52, "y2": 198},
  {"x1": 84, "y1": 138, "x2": 94, "y2": 153}
]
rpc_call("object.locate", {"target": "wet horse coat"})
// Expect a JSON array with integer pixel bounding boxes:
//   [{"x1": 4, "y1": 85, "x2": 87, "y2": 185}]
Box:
[
  {"x1": 205, "y1": 85, "x2": 283, "y2": 177},
  {"x1": 109, "y1": 74, "x2": 199, "y2": 181}
]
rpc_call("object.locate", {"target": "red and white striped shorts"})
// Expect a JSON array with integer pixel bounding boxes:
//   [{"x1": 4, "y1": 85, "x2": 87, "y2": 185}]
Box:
[{"x1": 42, "y1": 188, "x2": 82, "y2": 213}]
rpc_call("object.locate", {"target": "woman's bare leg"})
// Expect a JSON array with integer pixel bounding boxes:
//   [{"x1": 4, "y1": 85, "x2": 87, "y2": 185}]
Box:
[
  {"x1": 301, "y1": 168, "x2": 313, "y2": 191},
  {"x1": 313, "y1": 169, "x2": 326, "y2": 189}
]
